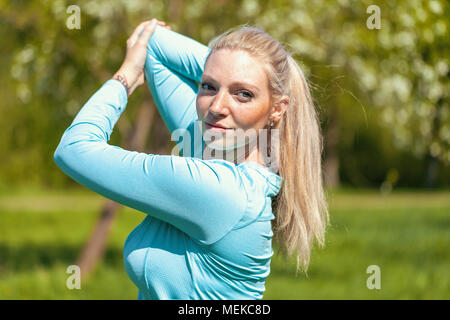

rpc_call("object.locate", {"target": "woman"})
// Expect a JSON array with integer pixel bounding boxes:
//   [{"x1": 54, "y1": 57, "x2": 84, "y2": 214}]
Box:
[{"x1": 54, "y1": 19, "x2": 329, "y2": 299}]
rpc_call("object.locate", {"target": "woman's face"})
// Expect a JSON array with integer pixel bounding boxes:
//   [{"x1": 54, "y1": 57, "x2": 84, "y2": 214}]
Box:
[{"x1": 196, "y1": 49, "x2": 272, "y2": 150}]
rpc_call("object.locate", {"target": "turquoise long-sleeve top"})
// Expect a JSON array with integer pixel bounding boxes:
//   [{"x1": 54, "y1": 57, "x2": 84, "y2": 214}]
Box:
[{"x1": 53, "y1": 25, "x2": 282, "y2": 300}]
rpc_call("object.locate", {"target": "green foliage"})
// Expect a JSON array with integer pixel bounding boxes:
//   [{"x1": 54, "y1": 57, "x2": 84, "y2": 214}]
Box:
[
  {"x1": 0, "y1": 0, "x2": 448, "y2": 188},
  {"x1": 357, "y1": 0, "x2": 449, "y2": 163}
]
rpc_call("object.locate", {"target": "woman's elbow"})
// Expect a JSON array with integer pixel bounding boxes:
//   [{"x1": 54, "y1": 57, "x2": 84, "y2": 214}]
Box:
[
  {"x1": 53, "y1": 141, "x2": 69, "y2": 171},
  {"x1": 53, "y1": 137, "x2": 82, "y2": 171}
]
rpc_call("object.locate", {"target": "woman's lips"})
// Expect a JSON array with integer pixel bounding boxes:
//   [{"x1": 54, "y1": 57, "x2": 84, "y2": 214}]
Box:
[{"x1": 204, "y1": 122, "x2": 232, "y2": 133}]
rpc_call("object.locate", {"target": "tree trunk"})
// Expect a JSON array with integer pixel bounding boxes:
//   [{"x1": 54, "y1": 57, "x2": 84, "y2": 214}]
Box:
[
  {"x1": 424, "y1": 154, "x2": 438, "y2": 188},
  {"x1": 323, "y1": 104, "x2": 340, "y2": 189},
  {"x1": 76, "y1": 98, "x2": 156, "y2": 281},
  {"x1": 168, "y1": 0, "x2": 184, "y2": 22},
  {"x1": 147, "y1": 112, "x2": 171, "y2": 155},
  {"x1": 424, "y1": 97, "x2": 443, "y2": 188}
]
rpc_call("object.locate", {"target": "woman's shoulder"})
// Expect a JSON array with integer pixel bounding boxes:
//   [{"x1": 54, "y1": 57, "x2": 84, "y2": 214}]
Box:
[
  {"x1": 178, "y1": 158, "x2": 280, "y2": 245},
  {"x1": 191, "y1": 158, "x2": 282, "y2": 198},
  {"x1": 237, "y1": 161, "x2": 282, "y2": 197}
]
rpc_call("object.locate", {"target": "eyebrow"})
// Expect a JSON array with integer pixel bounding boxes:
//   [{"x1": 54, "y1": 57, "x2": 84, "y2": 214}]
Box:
[{"x1": 201, "y1": 74, "x2": 260, "y2": 93}]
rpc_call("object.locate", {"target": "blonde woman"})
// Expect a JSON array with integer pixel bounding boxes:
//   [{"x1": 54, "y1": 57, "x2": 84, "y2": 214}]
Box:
[{"x1": 54, "y1": 19, "x2": 329, "y2": 299}]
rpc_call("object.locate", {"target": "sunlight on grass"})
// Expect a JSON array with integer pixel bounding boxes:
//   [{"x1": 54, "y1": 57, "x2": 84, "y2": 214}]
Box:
[{"x1": 0, "y1": 187, "x2": 448, "y2": 299}]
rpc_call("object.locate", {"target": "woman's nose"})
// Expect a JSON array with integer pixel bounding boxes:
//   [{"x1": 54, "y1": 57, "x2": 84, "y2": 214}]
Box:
[{"x1": 209, "y1": 90, "x2": 230, "y2": 116}]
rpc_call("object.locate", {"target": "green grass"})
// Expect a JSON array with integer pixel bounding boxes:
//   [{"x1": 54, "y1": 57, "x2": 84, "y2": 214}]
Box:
[{"x1": 0, "y1": 187, "x2": 449, "y2": 299}]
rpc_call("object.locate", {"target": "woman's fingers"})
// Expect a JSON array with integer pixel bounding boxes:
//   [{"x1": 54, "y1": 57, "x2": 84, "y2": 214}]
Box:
[
  {"x1": 128, "y1": 19, "x2": 167, "y2": 47},
  {"x1": 114, "y1": 19, "x2": 170, "y2": 95},
  {"x1": 137, "y1": 20, "x2": 159, "y2": 46},
  {"x1": 128, "y1": 21, "x2": 152, "y2": 47}
]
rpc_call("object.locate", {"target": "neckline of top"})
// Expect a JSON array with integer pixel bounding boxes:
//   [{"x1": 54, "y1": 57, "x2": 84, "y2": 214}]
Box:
[{"x1": 237, "y1": 161, "x2": 283, "y2": 195}]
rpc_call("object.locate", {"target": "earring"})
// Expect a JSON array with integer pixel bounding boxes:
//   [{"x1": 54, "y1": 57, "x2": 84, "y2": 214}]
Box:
[{"x1": 270, "y1": 121, "x2": 274, "y2": 127}]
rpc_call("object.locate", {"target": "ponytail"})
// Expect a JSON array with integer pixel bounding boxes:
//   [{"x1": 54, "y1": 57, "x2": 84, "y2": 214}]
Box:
[{"x1": 273, "y1": 55, "x2": 330, "y2": 273}]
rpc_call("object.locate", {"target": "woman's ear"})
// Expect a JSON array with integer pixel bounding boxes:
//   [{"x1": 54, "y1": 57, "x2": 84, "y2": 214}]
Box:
[{"x1": 270, "y1": 95, "x2": 290, "y2": 123}]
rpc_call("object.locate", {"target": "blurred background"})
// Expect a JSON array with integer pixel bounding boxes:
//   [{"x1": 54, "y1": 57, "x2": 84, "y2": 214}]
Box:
[{"x1": 0, "y1": 0, "x2": 448, "y2": 299}]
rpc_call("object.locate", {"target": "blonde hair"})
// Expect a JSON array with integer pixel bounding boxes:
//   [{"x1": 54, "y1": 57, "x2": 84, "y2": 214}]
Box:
[{"x1": 206, "y1": 25, "x2": 330, "y2": 273}]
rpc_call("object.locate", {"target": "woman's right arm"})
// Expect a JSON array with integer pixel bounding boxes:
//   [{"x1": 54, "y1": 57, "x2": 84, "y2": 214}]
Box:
[
  {"x1": 54, "y1": 21, "x2": 248, "y2": 246},
  {"x1": 145, "y1": 25, "x2": 211, "y2": 134},
  {"x1": 54, "y1": 79, "x2": 247, "y2": 247}
]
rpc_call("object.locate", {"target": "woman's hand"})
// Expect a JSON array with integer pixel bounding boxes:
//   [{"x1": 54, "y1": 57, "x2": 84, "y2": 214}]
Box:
[{"x1": 113, "y1": 19, "x2": 170, "y2": 96}]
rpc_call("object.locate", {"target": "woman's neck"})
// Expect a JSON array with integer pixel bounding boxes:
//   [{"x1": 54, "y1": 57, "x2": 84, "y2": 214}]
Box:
[{"x1": 202, "y1": 144, "x2": 264, "y2": 166}]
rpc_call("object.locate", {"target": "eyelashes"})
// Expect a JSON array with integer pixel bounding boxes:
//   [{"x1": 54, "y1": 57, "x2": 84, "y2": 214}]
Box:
[
  {"x1": 238, "y1": 91, "x2": 253, "y2": 99},
  {"x1": 200, "y1": 82, "x2": 254, "y2": 100},
  {"x1": 200, "y1": 82, "x2": 214, "y2": 91}
]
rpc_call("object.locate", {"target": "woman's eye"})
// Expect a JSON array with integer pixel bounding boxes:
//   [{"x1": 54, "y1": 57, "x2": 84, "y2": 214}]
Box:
[
  {"x1": 238, "y1": 91, "x2": 253, "y2": 99},
  {"x1": 201, "y1": 83, "x2": 214, "y2": 91}
]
